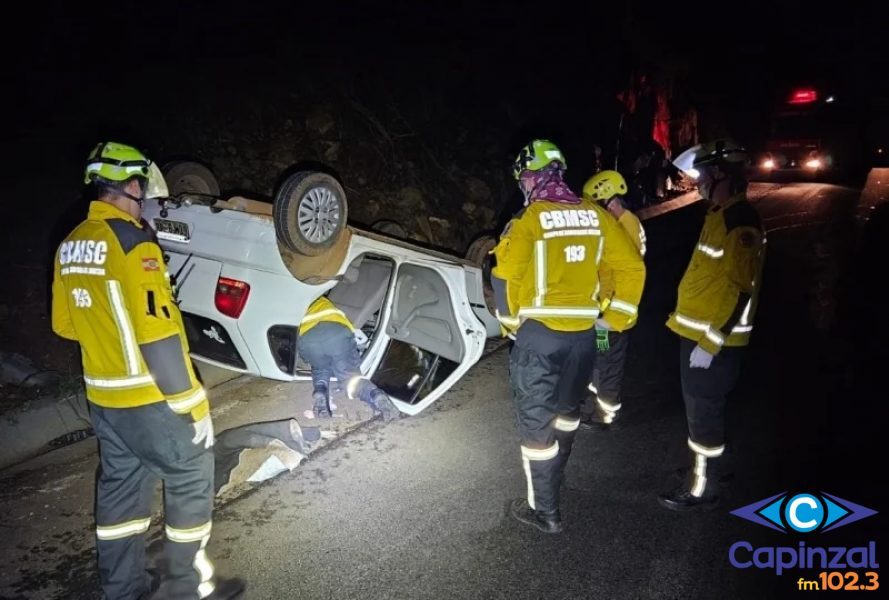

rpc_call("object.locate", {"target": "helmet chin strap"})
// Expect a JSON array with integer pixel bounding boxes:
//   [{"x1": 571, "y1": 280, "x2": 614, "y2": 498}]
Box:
[
  {"x1": 120, "y1": 189, "x2": 144, "y2": 208},
  {"x1": 114, "y1": 178, "x2": 147, "y2": 208}
]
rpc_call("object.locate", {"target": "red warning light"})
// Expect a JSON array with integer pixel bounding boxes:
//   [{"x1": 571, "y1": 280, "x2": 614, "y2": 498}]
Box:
[{"x1": 788, "y1": 88, "x2": 818, "y2": 104}]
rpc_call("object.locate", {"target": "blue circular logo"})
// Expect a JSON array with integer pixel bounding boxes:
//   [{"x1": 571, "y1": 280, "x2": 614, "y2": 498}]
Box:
[{"x1": 784, "y1": 493, "x2": 825, "y2": 532}]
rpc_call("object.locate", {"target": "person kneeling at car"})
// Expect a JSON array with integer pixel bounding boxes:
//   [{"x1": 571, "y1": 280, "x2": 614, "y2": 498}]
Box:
[{"x1": 297, "y1": 296, "x2": 399, "y2": 422}]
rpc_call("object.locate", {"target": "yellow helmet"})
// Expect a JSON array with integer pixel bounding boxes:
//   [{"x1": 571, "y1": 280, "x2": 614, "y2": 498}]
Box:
[
  {"x1": 84, "y1": 142, "x2": 151, "y2": 185},
  {"x1": 582, "y1": 170, "x2": 627, "y2": 202},
  {"x1": 84, "y1": 141, "x2": 170, "y2": 201}
]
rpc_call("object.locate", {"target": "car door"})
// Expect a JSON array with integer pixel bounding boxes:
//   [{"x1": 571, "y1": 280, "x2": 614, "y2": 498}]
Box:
[{"x1": 366, "y1": 258, "x2": 487, "y2": 416}]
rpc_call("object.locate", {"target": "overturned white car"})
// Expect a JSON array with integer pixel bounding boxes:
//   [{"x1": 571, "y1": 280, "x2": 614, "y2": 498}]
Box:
[{"x1": 142, "y1": 162, "x2": 500, "y2": 416}]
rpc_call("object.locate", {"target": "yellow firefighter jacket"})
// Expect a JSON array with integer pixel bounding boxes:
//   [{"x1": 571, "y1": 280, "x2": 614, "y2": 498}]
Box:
[
  {"x1": 666, "y1": 193, "x2": 766, "y2": 355},
  {"x1": 299, "y1": 296, "x2": 354, "y2": 336},
  {"x1": 598, "y1": 209, "x2": 647, "y2": 328},
  {"x1": 492, "y1": 199, "x2": 646, "y2": 333},
  {"x1": 52, "y1": 201, "x2": 209, "y2": 421}
]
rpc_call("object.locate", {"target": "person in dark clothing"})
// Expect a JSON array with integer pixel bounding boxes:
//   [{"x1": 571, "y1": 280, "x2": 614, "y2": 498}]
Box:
[
  {"x1": 298, "y1": 296, "x2": 399, "y2": 422},
  {"x1": 492, "y1": 139, "x2": 646, "y2": 533},
  {"x1": 659, "y1": 139, "x2": 766, "y2": 512}
]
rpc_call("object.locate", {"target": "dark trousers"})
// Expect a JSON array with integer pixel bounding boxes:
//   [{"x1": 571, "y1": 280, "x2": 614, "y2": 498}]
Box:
[
  {"x1": 509, "y1": 320, "x2": 596, "y2": 514},
  {"x1": 679, "y1": 338, "x2": 743, "y2": 447},
  {"x1": 298, "y1": 322, "x2": 379, "y2": 403},
  {"x1": 91, "y1": 403, "x2": 214, "y2": 600},
  {"x1": 586, "y1": 329, "x2": 629, "y2": 411}
]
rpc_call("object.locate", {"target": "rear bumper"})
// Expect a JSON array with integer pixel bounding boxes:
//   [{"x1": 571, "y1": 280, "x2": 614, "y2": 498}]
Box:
[{"x1": 182, "y1": 313, "x2": 248, "y2": 370}]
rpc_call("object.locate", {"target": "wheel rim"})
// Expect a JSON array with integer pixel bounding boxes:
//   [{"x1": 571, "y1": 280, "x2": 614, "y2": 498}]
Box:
[
  {"x1": 297, "y1": 186, "x2": 341, "y2": 243},
  {"x1": 172, "y1": 174, "x2": 211, "y2": 194}
]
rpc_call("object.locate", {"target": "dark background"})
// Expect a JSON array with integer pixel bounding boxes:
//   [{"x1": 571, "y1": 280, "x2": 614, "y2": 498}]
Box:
[{"x1": 7, "y1": 1, "x2": 887, "y2": 190}]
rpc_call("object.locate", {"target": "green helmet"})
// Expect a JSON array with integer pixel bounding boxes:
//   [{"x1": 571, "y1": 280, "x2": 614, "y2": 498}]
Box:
[
  {"x1": 84, "y1": 142, "x2": 152, "y2": 185},
  {"x1": 672, "y1": 139, "x2": 748, "y2": 178},
  {"x1": 512, "y1": 139, "x2": 566, "y2": 180}
]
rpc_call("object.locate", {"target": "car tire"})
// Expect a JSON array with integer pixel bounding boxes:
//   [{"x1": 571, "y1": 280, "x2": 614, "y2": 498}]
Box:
[
  {"x1": 465, "y1": 234, "x2": 496, "y2": 267},
  {"x1": 465, "y1": 234, "x2": 497, "y2": 313},
  {"x1": 162, "y1": 161, "x2": 221, "y2": 196},
  {"x1": 273, "y1": 171, "x2": 348, "y2": 256}
]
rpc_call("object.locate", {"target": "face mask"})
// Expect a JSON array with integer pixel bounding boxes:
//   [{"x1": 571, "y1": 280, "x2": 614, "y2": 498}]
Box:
[
  {"x1": 521, "y1": 183, "x2": 533, "y2": 206},
  {"x1": 518, "y1": 173, "x2": 535, "y2": 206}
]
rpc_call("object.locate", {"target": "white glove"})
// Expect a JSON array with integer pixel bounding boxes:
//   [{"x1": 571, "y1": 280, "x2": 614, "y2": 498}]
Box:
[
  {"x1": 191, "y1": 414, "x2": 215, "y2": 449},
  {"x1": 595, "y1": 318, "x2": 611, "y2": 330},
  {"x1": 353, "y1": 329, "x2": 370, "y2": 350},
  {"x1": 689, "y1": 345, "x2": 714, "y2": 369}
]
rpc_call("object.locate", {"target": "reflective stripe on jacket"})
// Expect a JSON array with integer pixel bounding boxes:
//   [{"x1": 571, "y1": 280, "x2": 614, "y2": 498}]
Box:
[
  {"x1": 492, "y1": 199, "x2": 646, "y2": 333},
  {"x1": 666, "y1": 193, "x2": 766, "y2": 354},
  {"x1": 299, "y1": 297, "x2": 354, "y2": 336},
  {"x1": 51, "y1": 201, "x2": 208, "y2": 420},
  {"x1": 598, "y1": 209, "x2": 647, "y2": 329}
]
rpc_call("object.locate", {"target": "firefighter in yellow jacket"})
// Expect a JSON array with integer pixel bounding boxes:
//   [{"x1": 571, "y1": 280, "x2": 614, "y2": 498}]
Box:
[
  {"x1": 492, "y1": 140, "x2": 645, "y2": 533},
  {"x1": 297, "y1": 296, "x2": 398, "y2": 422},
  {"x1": 658, "y1": 139, "x2": 766, "y2": 511},
  {"x1": 579, "y1": 170, "x2": 647, "y2": 431},
  {"x1": 51, "y1": 142, "x2": 244, "y2": 599}
]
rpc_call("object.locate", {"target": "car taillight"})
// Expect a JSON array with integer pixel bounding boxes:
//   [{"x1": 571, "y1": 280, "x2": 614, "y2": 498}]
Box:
[{"x1": 215, "y1": 277, "x2": 250, "y2": 318}]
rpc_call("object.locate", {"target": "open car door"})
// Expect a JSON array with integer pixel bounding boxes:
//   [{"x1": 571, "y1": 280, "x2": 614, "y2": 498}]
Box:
[{"x1": 370, "y1": 260, "x2": 487, "y2": 416}]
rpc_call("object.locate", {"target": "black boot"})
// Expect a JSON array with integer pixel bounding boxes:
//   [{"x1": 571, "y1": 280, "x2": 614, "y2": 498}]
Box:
[
  {"x1": 509, "y1": 498, "x2": 562, "y2": 534},
  {"x1": 154, "y1": 575, "x2": 245, "y2": 600},
  {"x1": 367, "y1": 389, "x2": 399, "y2": 422},
  {"x1": 514, "y1": 445, "x2": 563, "y2": 533},
  {"x1": 658, "y1": 446, "x2": 723, "y2": 512},
  {"x1": 657, "y1": 487, "x2": 719, "y2": 511},
  {"x1": 312, "y1": 385, "x2": 331, "y2": 418},
  {"x1": 204, "y1": 577, "x2": 246, "y2": 599}
]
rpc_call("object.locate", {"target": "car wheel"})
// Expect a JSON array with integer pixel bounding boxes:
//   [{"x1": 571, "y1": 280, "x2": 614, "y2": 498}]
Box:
[
  {"x1": 465, "y1": 234, "x2": 496, "y2": 267},
  {"x1": 465, "y1": 234, "x2": 497, "y2": 313},
  {"x1": 274, "y1": 171, "x2": 348, "y2": 256},
  {"x1": 162, "y1": 161, "x2": 221, "y2": 196}
]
